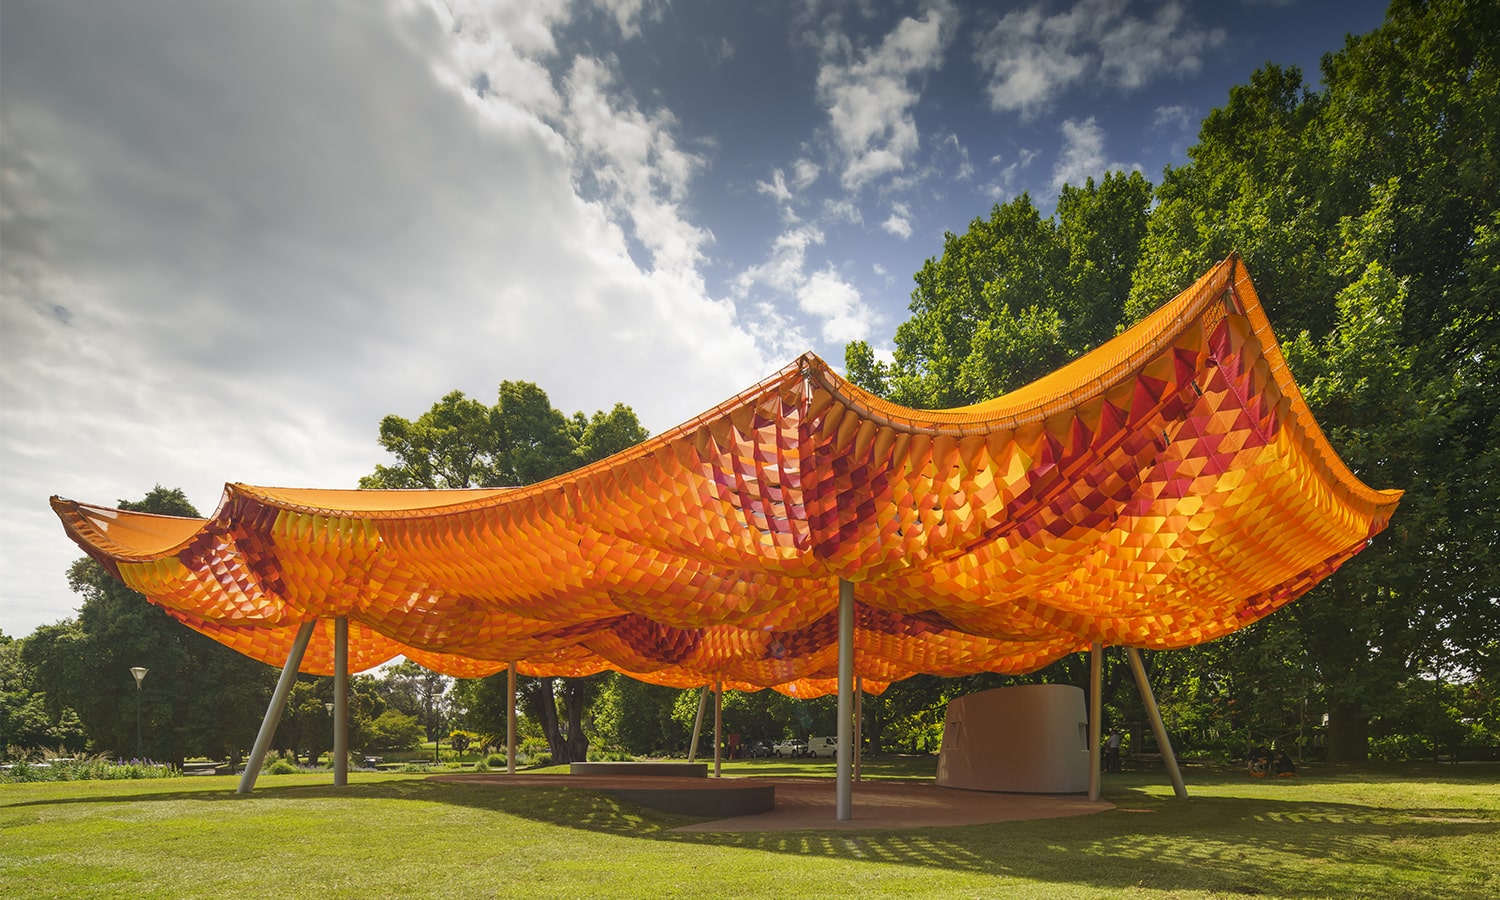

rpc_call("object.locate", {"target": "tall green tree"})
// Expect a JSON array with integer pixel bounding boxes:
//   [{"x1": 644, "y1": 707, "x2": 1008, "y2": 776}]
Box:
[
  {"x1": 1125, "y1": 0, "x2": 1499, "y2": 760},
  {"x1": 363, "y1": 383, "x2": 650, "y2": 762},
  {"x1": 23, "y1": 487, "x2": 278, "y2": 766},
  {"x1": 376, "y1": 660, "x2": 452, "y2": 742},
  {"x1": 0, "y1": 631, "x2": 85, "y2": 755},
  {"x1": 846, "y1": 171, "x2": 1151, "y2": 406}
]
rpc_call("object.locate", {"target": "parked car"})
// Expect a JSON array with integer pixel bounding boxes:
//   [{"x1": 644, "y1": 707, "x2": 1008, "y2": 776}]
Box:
[
  {"x1": 807, "y1": 736, "x2": 838, "y2": 757},
  {"x1": 743, "y1": 740, "x2": 773, "y2": 758},
  {"x1": 772, "y1": 739, "x2": 807, "y2": 757}
]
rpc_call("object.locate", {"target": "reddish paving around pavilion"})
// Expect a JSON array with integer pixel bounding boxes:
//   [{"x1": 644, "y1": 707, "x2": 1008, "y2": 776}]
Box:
[{"x1": 428, "y1": 773, "x2": 1112, "y2": 832}]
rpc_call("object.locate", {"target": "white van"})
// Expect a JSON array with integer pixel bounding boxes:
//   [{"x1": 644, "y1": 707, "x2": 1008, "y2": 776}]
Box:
[{"x1": 807, "y1": 736, "x2": 839, "y2": 757}]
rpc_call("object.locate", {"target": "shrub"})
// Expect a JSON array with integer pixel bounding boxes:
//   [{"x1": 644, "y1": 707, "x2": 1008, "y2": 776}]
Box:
[
  {"x1": 472, "y1": 759, "x2": 489, "y2": 773},
  {"x1": 0, "y1": 753, "x2": 180, "y2": 783},
  {"x1": 586, "y1": 747, "x2": 633, "y2": 762},
  {"x1": 367, "y1": 710, "x2": 425, "y2": 752},
  {"x1": 486, "y1": 753, "x2": 506, "y2": 768},
  {"x1": 265, "y1": 758, "x2": 299, "y2": 775}
]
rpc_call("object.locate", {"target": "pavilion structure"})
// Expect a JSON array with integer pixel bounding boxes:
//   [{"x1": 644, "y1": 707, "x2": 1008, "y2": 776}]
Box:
[{"x1": 52, "y1": 255, "x2": 1401, "y2": 819}]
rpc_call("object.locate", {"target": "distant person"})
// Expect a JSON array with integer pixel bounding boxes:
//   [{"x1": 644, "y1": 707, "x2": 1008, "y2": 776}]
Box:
[
  {"x1": 1105, "y1": 728, "x2": 1122, "y2": 773},
  {"x1": 1272, "y1": 749, "x2": 1297, "y2": 777}
]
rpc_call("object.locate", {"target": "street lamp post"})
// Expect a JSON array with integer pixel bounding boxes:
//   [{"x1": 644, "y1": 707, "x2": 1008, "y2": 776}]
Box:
[
  {"x1": 129, "y1": 667, "x2": 149, "y2": 759},
  {"x1": 325, "y1": 702, "x2": 334, "y2": 768}
]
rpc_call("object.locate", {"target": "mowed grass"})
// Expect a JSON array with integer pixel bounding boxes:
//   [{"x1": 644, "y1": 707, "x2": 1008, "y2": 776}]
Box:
[{"x1": 2, "y1": 759, "x2": 1496, "y2": 899}]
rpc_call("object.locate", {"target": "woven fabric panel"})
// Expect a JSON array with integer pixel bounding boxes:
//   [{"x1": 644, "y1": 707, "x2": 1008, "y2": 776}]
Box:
[{"x1": 51, "y1": 257, "x2": 1401, "y2": 698}]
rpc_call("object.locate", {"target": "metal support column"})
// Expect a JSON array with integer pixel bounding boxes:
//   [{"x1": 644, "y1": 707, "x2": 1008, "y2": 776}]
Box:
[
  {"x1": 1126, "y1": 647, "x2": 1188, "y2": 799},
  {"x1": 506, "y1": 662, "x2": 517, "y2": 775},
  {"x1": 687, "y1": 685, "x2": 708, "y2": 763},
  {"x1": 333, "y1": 617, "x2": 348, "y2": 787},
  {"x1": 713, "y1": 680, "x2": 723, "y2": 778},
  {"x1": 836, "y1": 579, "x2": 855, "y2": 821},
  {"x1": 238, "y1": 620, "x2": 316, "y2": 794},
  {"x1": 1088, "y1": 641, "x2": 1102, "y2": 802}
]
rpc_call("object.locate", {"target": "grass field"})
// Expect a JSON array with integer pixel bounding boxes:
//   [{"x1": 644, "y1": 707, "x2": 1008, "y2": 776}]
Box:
[{"x1": 2, "y1": 758, "x2": 1496, "y2": 899}]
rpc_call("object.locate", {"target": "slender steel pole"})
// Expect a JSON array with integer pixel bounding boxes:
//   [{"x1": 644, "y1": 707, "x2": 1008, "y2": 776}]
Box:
[
  {"x1": 836, "y1": 579, "x2": 855, "y2": 821},
  {"x1": 713, "y1": 680, "x2": 723, "y2": 777},
  {"x1": 333, "y1": 617, "x2": 348, "y2": 787},
  {"x1": 1126, "y1": 647, "x2": 1188, "y2": 799},
  {"x1": 687, "y1": 684, "x2": 708, "y2": 763},
  {"x1": 238, "y1": 620, "x2": 317, "y2": 794},
  {"x1": 1089, "y1": 641, "x2": 1102, "y2": 802},
  {"x1": 506, "y1": 662, "x2": 517, "y2": 775},
  {"x1": 130, "y1": 666, "x2": 148, "y2": 759}
]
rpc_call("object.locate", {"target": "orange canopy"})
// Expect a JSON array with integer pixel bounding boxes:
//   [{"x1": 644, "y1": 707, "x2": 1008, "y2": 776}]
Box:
[{"x1": 52, "y1": 256, "x2": 1401, "y2": 697}]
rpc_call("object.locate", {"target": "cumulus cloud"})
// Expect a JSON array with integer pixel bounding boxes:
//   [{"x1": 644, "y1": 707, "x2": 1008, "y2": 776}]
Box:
[
  {"x1": 881, "y1": 203, "x2": 914, "y2": 239},
  {"x1": 796, "y1": 267, "x2": 875, "y2": 343},
  {"x1": 981, "y1": 147, "x2": 1040, "y2": 199},
  {"x1": 1152, "y1": 103, "x2": 1194, "y2": 132},
  {"x1": 1051, "y1": 116, "x2": 1139, "y2": 191},
  {"x1": 589, "y1": 0, "x2": 664, "y2": 38},
  {"x1": 815, "y1": 1, "x2": 955, "y2": 190},
  {"x1": 975, "y1": 0, "x2": 1225, "y2": 119},
  {"x1": 0, "y1": 0, "x2": 768, "y2": 634},
  {"x1": 735, "y1": 224, "x2": 826, "y2": 297},
  {"x1": 733, "y1": 222, "x2": 880, "y2": 350},
  {"x1": 792, "y1": 158, "x2": 821, "y2": 190},
  {"x1": 756, "y1": 167, "x2": 799, "y2": 221}
]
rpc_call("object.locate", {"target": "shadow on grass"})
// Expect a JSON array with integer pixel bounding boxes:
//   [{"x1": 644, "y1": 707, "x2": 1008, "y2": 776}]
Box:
[
  {"x1": 654, "y1": 783, "x2": 1498, "y2": 898},
  {"x1": 6, "y1": 768, "x2": 1497, "y2": 898}
]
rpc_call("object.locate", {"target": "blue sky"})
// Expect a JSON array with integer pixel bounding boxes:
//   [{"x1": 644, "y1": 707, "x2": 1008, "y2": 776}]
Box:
[{"x1": 0, "y1": 0, "x2": 1389, "y2": 636}]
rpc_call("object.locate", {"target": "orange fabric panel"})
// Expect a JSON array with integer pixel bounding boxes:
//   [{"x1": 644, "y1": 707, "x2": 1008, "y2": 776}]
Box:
[{"x1": 50, "y1": 256, "x2": 1401, "y2": 689}]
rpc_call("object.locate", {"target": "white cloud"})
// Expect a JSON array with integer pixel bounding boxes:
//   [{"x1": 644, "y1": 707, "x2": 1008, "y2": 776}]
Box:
[
  {"x1": 975, "y1": 0, "x2": 1225, "y2": 119},
  {"x1": 974, "y1": 1, "x2": 1093, "y2": 120},
  {"x1": 732, "y1": 221, "x2": 881, "y2": 350},
  {"x1": 589, "y1": 0, "x2": 664, "y2": 38},
  {"x1": 0, "y1": 0, "x2": 770, "y2": 636},
  {"x1": 1152, "y1": 104, "x2": 1194, "y2": 132},
  {"x1": 756, "y1": 167, "x2": 798, "y2": 221},
  {"x1": 815, "y1": 1, "x2": 955, "y2": 190},
  {"x1": 823, "y1": 198, "x2": 863, "y2": 225},
  {"x1": 735, "y1": 224, "x2": 825, "y2": 296},
  {"x1": 1051, "y1": 116, "x2": 1139, "y2": 191},
  {"x1": 796, "y1": 267, "x2": 875, "y2": 343},
  {"x1": 792, "y1": 158, "x2": 821, "y2": 190},
  {"x1": 982, "y1": 147, "x2": 1040, "y2": 199},
  {"x1": 881, "y1": 203, "x2": 913, "y2": 239},
  {"x1": 1098, "y1": 3, "x2": 1222, "y2": 88}
]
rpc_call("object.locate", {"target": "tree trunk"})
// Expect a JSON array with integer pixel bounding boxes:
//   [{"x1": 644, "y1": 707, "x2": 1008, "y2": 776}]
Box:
[
  {"x1": 534, "y1": 679, "x2": 568, "y2": 763},
  {"x1": 564, "y1": 685, "x2": 589, "y2": 763},
  {"x1": 865, "y1": 696, "x2": 885, "y2": 754},
  {"x1": 1326, "y1": 700, "x2": 1368, "y2": 762}
]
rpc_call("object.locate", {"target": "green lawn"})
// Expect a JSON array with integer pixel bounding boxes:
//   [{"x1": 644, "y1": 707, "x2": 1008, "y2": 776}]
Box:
[{"x1": 2, "y1": 760, "x2": 1496, "y2": 899}]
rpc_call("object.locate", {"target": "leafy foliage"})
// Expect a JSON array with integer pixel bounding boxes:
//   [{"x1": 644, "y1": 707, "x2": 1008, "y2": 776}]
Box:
[
  {"x1": 846, "y1": 172, "x2": 1151, "y2": 406},
  {"x1": 845, "y1": 0, "x2": 1498, "y2": 762},
  {"x1": 21, "y1": 487, "x2": 279, "y2": 767}
]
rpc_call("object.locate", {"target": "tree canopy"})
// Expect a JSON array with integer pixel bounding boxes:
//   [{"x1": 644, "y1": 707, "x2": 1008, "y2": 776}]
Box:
[
  {"x1": 847, "y1": 0, "x2": 1498, "y2": 762},
  {"x1": 365, "y1": 381, "x2": 649, "y2": 762}
]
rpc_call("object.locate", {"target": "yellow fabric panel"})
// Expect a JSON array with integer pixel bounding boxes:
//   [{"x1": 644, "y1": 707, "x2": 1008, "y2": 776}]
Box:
[{"x1": 50, "y1": 256, "x2": 1401, "y2": 689}]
